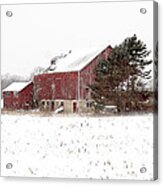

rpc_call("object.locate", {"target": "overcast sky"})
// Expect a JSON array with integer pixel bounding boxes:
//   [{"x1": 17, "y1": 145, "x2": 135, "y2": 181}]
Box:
[{"x1": 1, "y1": 1, "x2": 154, "y2": 76}]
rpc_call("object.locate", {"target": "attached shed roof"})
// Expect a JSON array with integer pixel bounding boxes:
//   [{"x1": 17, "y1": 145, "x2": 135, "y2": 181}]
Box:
[
  {"x1": 3, "y1": 82, "x2": 32, "y2": 92},
  {"x1": 47, "y1": 46, "x2": 110, "y2": 73}
]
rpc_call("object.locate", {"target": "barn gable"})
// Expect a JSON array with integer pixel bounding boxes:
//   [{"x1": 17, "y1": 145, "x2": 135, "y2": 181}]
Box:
[{"x1": 46, "y1": 45, "x2": 111, "y2": 73}]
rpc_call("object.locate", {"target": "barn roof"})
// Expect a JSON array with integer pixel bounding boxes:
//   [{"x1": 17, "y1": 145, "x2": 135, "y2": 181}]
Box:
[
  {"x1": 47, "y1": 46, "x2": 110, "y2": 73},
  {"x1": 3, "y1": 82, "x2": 32, "y2": 92}
]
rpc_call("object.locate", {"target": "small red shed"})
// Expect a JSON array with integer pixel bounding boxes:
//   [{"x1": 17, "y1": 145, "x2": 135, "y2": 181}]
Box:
[{"x1": 3, "y1": 82, "x2": 34, "y2": 110}]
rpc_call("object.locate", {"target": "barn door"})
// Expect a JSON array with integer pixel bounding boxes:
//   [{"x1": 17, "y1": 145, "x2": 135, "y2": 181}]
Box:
[
  {"x1": 51, "y1": 101, "x2": 55, "y2": 111},
  {"x1": 73, "y1": 102, "x2": 77, "y2": 113}
]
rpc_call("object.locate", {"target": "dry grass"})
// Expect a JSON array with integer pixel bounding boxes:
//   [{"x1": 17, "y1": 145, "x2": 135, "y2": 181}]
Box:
[{"x1": 1, "y1": 109, "x2": 54, "y2": 117}]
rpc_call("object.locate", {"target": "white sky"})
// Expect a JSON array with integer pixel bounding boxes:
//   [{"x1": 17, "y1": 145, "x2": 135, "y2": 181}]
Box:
[{"x1": 1, "y1": 1, "x2": 154, "y2": 76}]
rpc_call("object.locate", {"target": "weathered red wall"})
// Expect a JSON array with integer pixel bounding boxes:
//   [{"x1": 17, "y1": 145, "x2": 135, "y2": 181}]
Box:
[
  {"x1": 34, "y1": 46, "x2": 111, "y2": 102},
  {"x1": 33, "y1": 72, "x2": 78, "y2": 101},
  {"x1": 3, "y1": 83, "x2": 33, "y2": 110},
  {"x1": 3, "y1": 46, "x2": 112, "y2": 110},
  {"x1": 80, "y1": 46, "x2": 112, "y2": 99}
]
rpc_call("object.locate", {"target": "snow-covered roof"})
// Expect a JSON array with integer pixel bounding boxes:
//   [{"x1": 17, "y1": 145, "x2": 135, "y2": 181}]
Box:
[
  {"x1": 47, "y1": 46, "x2": 109, "y2": 73},
  {"x1": 3, "y1": 82, "x2": 32, "y2": 92}
]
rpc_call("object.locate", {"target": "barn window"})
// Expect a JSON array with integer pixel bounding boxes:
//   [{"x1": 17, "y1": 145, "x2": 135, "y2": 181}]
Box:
[
  {"x1": 25, "y1": 101, "x2": 29, "y2": 106},
  {"x1": 60, "y1": 101, "x2": 64, "y2": 106},
  {"x1": 51, "y1": 101, "x2": 55, "y2": 110},
  {"x1": 86, "y1": 100, "x2": 92, "y2": 108},
  {"x1": 5, "y1": 92, "x2": 11, "y2": 96},
  {"x1": 42, "y1": 101, "x2": 45, "y2": 106},
  {"x1": 86, "y1": 87, "x2": 89, "y2": 93}
]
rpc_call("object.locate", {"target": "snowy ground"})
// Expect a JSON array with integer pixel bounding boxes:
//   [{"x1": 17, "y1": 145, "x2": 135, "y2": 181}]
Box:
[{"x1": 1, "y1": 113, "x2": 154, "y2": 180}]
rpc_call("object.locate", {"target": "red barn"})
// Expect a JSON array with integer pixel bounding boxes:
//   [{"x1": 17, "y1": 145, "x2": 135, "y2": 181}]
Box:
[
  {"x1": 2, "y1": 45, "x2": 111, "y2": 112},
  {"x1": 3, "y1": 82, "x2": 33, "y2": 110},
  {"x1": 33, "y1": 45, "x2": 112, "y2": 113}
]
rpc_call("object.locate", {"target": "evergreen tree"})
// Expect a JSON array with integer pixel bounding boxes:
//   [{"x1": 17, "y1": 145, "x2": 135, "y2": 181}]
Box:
[
  {"x1": 90, "y1": 58, "x2": 110, "y2": 111},
  {"x1": 90, "y1": 34, "x2": 152, "y2": 112}
]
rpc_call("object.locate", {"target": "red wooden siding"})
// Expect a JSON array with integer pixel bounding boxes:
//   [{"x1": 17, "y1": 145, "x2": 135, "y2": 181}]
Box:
[
  {"x1": 33, "y1": 72, "x2": 78, "y2": 101},
  {"x1": 3, "y1": 83, "x2": 34, "y2": 110},
  {"x1": 3, "y1": 45, "x2": 111, "y2": 110},
  {"x1": 80, "y1": 46, "x2": 112, "y2": 99}
]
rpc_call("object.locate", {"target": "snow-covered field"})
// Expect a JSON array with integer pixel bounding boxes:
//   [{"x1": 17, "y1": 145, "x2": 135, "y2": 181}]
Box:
[{"x1": 1, "y1": 113, "x2": 154, "y2": 180}]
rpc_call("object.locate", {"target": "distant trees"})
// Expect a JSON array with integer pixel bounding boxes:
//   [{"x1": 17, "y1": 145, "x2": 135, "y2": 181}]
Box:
[
  {"x1": 30, "y1": 66, "x2": 45, "y2": 80},
  {"x1": 1, "y1": 66, "x2": 45, "y2": 99},
  {"x1": 90, "y1": 34, "x2": 152, "y2": 112},
  {"x1": 1, "y1": 73, "x2": 29, "y2": 91}
]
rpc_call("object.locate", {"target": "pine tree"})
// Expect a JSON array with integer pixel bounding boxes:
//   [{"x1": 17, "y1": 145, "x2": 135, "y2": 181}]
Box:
[
  {"x1": 89, "y1": 58, "x2": 110, "y2": 111},
  {"x1": 90, "y1": 34, "x2": 152, "y2": 112}
]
